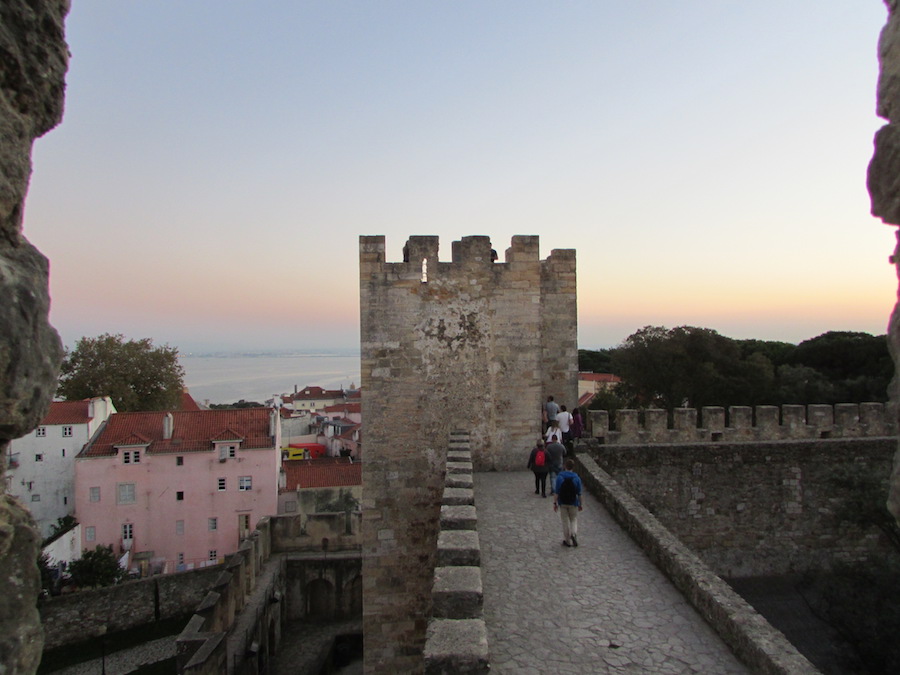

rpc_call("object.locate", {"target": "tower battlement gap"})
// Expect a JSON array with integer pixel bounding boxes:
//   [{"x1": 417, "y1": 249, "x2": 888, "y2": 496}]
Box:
[{"x1": 359, "y1": 234, "x2": 577, "y2": 672}]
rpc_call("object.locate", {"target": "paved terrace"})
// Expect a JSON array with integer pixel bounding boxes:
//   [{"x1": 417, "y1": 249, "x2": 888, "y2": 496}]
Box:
[{"x1": 474, "y1": 470, "x2": 748, "y2": 674}]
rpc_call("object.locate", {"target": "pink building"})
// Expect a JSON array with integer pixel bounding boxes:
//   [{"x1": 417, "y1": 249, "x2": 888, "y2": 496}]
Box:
[{"x1": 75, "y1": 408, "x2": 281, "y2": 574}]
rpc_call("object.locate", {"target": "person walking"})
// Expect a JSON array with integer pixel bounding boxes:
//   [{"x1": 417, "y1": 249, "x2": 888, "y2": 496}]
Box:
[
  {"x1": 543, "y1": 395, "x2": 559, "y2": 432},
  {"x1": 571, "y1": 407, "x2": 584, "y2": 441},
  {"x1": 553, "y1": 459, "x2": 583, "y2": 547},
  {"x1": 526, "y1": 440, "x2": 550, "y2": 497},
  {"x1": 557, "y1": 405, "x2": 573, "y2": 444},
  {"x1": 545, "y1": 434, "x2": 566, "y2": 495}
]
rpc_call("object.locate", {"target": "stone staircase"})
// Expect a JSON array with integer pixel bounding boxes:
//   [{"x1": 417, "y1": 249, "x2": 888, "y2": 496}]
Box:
[{"x1": 423, "y1": 430, "x2": 490, "y2": 674}]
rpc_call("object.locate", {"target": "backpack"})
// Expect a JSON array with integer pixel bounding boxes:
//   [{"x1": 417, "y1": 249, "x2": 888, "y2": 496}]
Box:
[
  {"x1": 534, "y1": 448, "x2": 546, "y2": 468},
  {"x1": 558, "y1": 475, "x2": 577, "y2": 505}
]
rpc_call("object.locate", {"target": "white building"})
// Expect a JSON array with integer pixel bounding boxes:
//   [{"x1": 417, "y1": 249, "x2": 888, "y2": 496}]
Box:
[{"x1": 5, "y1": 397, "x2": 116, "y2": 538}]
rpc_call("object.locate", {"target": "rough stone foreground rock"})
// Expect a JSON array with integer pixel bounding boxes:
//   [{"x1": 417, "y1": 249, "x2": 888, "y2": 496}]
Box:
[
  {"x1": 870, "y1": 0, "x2": 900, "y2": 526},
  {"x1": 0, "y1": 1, "x2": 70, "y2": 672}
]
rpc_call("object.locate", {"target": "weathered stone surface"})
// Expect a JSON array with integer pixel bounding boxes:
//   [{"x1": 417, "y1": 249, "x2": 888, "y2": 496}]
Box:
[
  {"x1": 436, "y1": 530, "x2": 480, "y2": 567},
  {"x1": 871, "y1": 1, "x2": 900, "y2": 527},
  {"x1": 0, "y1": 241, "x2": 63, "y2": 439},
  {"x1": 423, "y1": 619, "x2": 489, "y2": 675},
  {"x1": 439, "y1": 504, "x2": 477, "y2": 530},
  {"x1": 431, "y1": 566, "x2": 483, "y2": 619},
  {"x1": 0, "y1": 494, "x2": 43, "y2": 674},
  {"x1": 0, "y1": 2, "x2": 70, "y2": 672}
]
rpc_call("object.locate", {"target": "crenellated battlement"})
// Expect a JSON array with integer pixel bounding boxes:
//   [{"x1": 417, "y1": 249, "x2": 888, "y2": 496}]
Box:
[
  {"x1": 360, "y1": 234, "x2": 572, "y2": 285},
  {"x1": 588, "y1": 403, "x2": 897, "y2": 445}
]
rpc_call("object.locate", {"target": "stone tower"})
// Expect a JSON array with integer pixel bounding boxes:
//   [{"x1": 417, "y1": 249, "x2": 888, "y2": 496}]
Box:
[{"x1": 359, "y1": 234, "x2": 577, "y2": 672}]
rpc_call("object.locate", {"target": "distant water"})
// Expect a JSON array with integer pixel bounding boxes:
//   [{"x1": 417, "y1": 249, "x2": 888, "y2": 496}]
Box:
[{"x1": 179, "y1": 352, "x2": 361, "y2": 405}]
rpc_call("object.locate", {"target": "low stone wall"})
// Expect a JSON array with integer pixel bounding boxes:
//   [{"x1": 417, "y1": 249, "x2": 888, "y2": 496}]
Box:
[
  {"x1": 423, "y1": 431, "x2": 490, "y2": 674},
  {"x1": 575, "y1": 454, "x2": 818, "y2": 674},
  {"x1": 584, "y1": 437, "x2": 896, "y2": 577},
  {"x1": 177, "y1": 518, "x2": 282, "y2": 675},
  {"x1": 589, "y1": 403, "x2": 895, "y2": 445},
  {"x1": 39, "y1": 564, "x2": 222, "y2": 651}
]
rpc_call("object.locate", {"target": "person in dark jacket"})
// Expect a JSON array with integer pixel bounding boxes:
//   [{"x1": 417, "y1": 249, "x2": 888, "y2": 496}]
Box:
[{"x1": 526, "y1": 440, "x2": 550, "y2": 497}]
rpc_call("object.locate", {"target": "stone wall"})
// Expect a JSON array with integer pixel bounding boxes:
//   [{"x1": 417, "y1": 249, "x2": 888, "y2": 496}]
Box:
[
  {"x1": 39, "y1": 564, "x2": 222, "y2": 651},
  {"x1": 588, "y1": 402, "x2": 895, "y2": 445},
  {"x1": 869, "y1": 0, "x2": 900, "y2": 527},
  {"x1": 359, "y1": 235, "x2": 577, "y2": 673},
  {"x1": 584, "y1": 436, "x2": 896, "y2": 577},
  {"x1": 575, "y1": 455, "x2": 818, "y2": 674},
  {"x1": 0, "y1": 1, "x2": 70, "y2": 672}
]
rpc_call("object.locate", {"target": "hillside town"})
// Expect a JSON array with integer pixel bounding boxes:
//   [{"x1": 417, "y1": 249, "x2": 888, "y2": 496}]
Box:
[{"x1": 5, "y1": 384, "x2": 363, "y2": 583}]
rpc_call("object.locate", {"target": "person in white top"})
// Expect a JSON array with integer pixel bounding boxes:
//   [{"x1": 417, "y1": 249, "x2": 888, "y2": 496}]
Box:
[{"x1": 556, "y1": 405, "x2": 573, "y2": 444}]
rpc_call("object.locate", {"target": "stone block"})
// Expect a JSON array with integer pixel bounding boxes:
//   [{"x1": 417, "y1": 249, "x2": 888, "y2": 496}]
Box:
[
  {"x1": 440, "y1": 504, "x2": 477, "y2": 530},
  {"x1": 423, "y1": 619, "x2": 490, "y2": 675},
  {"x1": 442, "y1": 487, "x2": 474, "y2": 506},
  {"x1": 701, "y1": 407, "x2": 725, "y2": 432},
  {"x1": 447, "y1": 461, "x2": 473, "y2": 474},
  {"x1": 437, "y1": 530, "x2": 480, "y2": 567},
  {"x1": 431, "y1": 566, "x2": 483, "y2": 619},
  {"x1": 445, "y1": 474, "x2": 473, "y2": 489}
]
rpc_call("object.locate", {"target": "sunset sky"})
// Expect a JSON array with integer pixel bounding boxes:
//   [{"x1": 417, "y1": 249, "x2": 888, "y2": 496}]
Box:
[{"x1": 22, "y1": 2, "x2": 897, "y2": 354}]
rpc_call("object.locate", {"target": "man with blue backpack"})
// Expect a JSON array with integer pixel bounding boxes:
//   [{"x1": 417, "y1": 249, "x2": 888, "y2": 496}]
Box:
[{"x1": 553, "y1": 459, "x2": 583, "y2": 547}]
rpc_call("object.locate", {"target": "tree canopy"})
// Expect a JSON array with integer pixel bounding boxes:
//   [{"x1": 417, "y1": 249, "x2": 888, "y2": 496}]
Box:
[
  {"x1": 58, "y1": 333, "x2": 184, "y2": 411},
  {"x1": 579, "y1": 326, "x2": 892, "y2": 411}
]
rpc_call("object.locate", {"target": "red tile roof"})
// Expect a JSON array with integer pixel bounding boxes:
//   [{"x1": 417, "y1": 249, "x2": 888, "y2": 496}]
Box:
[
  {"x1": 43, "y1": 400, "x2": 93, "y2": 425},
  {"x1": 81, "y1": 408, "x2": 275, "y2": 457},
  {"x1": 290, "y1": 386, "x2": 344, "y2": 401},
  {"x1": 322, "y1": 403, "x2": 361, "y2": 414},
  {"x1": 577, "y1": 392, "x2": 595, "y2": 408},
  {"x1": 179, "y1": 390, "x2": 202, "y2": 411},
  {"x1": 579, "y1": 372, "x2": 621, "y2": 383},
  {"x1": 282, "y1": 458, "x2": 361, "y2": 491}
]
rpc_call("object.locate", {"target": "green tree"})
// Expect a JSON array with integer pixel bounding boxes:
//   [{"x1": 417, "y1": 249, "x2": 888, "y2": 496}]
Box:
[
  {"x1": 611, "y1": 325, "x2": 774, "y2": 410},
  {"x1": 68, "y1": 545, "x2": 126, "y2": 588},
  {"x1": 58, "y1": 334, "x2": 184, "y2": 411},
  {"x1": 578, "y1": 348, "x2": 614, "y2": 373}
]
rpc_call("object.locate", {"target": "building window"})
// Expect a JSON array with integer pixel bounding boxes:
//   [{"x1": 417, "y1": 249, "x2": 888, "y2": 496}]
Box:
[
  {"x1": 117, "y1": 483, "x2": 136, "y2": 505},
  {"x1": 123, "y1": 450, "x2": 141, "y2": 464},
  {"x1": 36, "y1": 427, "x2": 46, "y2": 437},
  {"x1": 208, "y1": 517, "x2": 218, "y2": 531},
  {"x1": 34, "y1": 454, "x2": 43, "y2": 462},
  {"x1": 176, "y1": 520, "x2": 184, "y2": 535},
  {"x1": 209, "y1": 550, "x2": 217, "y2": 561},
  {"x1": 62, "y1": 426, "x2": 73, "y2": 437},
  {"x1": 86, "y1": 526, "x2": 95, "y2": 541},
  {"x1": 61, "y1": 448, "x2": 66, "y2": 457},
  {"x1": 31, "y1": 494, "x2": 40, "y2": 502},
  {"x1": 238, "y1": 476, "x2": 252, "y2": 491},
  {"x1": 285, "y1": 500, "x2": 297, "y2": 513},
  {"x1": 217, "y1": 478, "x2": 226, "y2": 491},
  {"x1": 177, "y1": 552, "x2": 185, "y2": 565},
  {"x1": 176, "y1": 456, "x2": 184, "y2": 466},
  {"x1": 176, "y1": 491, "x2": 184, "y2": 501},
  {"x1": 89, "y1": 487, "x2": 100, "y2": 502},
  {"x1": 63, "y1": 496, "x2": 67, "y2": 505},
  {"x1": 218, "y1": 445, "x2": 237, "y2": 460},
  {"x1": 122, "y1": 523, "x2": 133, "y2": 540}
]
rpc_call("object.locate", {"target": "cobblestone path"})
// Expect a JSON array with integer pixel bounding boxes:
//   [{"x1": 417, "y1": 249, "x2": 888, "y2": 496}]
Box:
[{"x1": 475, "y1": 471, "x2": 749, "y2": 674}]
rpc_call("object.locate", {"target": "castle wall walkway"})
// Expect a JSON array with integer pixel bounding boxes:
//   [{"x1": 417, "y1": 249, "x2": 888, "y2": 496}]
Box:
[{"x1": 474, "y1": 470, "x2": 750, "y2": 674}]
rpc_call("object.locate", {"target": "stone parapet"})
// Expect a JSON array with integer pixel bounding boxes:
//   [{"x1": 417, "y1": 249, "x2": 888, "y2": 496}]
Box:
[
  {"x1": 588, "y1": 403, "x2": 896, "y2": 445},
  {"x1": 575, "y1": 455, "x2": 818, "y2": 675},
  {"x1": 424, "y1": 434, "x2": 490, "y2": 674}
]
